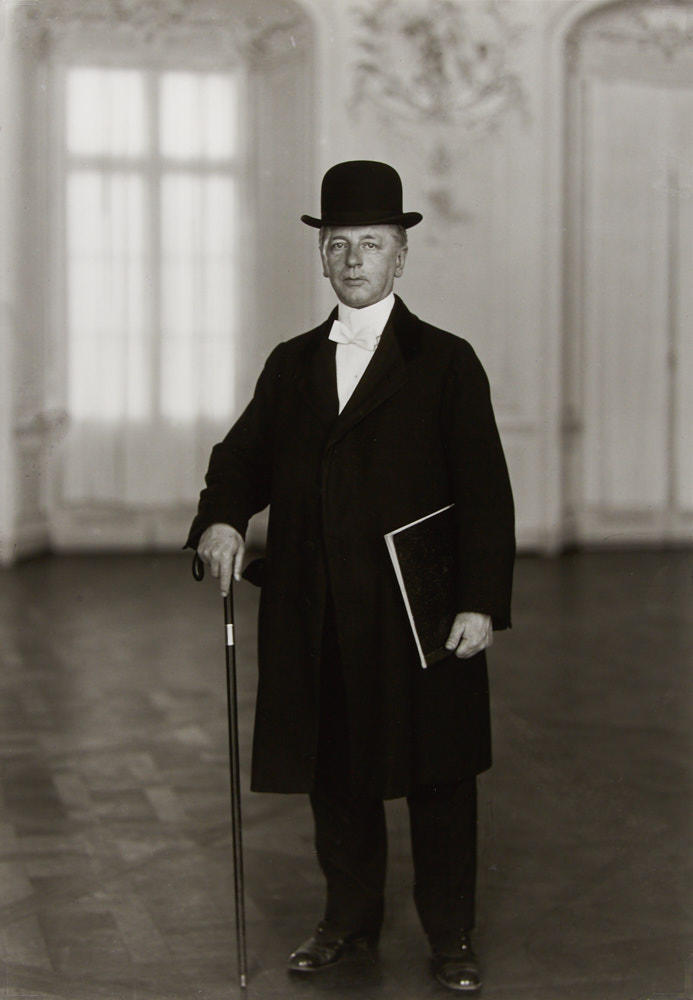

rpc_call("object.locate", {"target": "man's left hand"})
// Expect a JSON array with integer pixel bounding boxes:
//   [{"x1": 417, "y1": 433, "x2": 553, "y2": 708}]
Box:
[{"x1": 445, "y1": 612, "x2": 493, "y2": 659}]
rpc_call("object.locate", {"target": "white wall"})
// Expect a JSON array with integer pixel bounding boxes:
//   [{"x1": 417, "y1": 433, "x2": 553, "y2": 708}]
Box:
[
  {"x1": 2, "y1": 0, "x2": 691, "y2": 561},
  {"x1": 292, "y1": 0, "x2": 693, "y2": 549},
  {"x1": 0, "y1": 1, "x2": 54, "y2": 563},
  {"x1": 301, "y1": 0, "x2": 564, "y2": 549},
  {"x1": 0, "y1": 0, "x2": 13, "y2": 564}
]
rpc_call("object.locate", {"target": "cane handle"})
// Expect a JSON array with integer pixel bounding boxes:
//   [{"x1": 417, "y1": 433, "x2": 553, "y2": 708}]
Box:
[{"x1": 192, "y1": 552, "x2": 205, "y2": 582}]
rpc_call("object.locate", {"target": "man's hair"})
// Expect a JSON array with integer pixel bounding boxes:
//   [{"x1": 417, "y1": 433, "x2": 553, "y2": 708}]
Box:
[{"x1": 319, "y1": 224, "x2": 408, "y2": 253}]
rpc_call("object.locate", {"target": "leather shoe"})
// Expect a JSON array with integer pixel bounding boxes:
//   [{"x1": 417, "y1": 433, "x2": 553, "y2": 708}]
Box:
[
  {"x1": 288, "y1": 921, "x2": 377, "y2": 973},
  {"x1": 431, "y1": 933, "x2": 481, "y2": 993}
]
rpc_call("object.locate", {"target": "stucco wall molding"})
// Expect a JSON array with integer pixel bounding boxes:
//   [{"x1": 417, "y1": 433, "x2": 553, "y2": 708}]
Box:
[
  {"x1": 14, "y1": 0, "x2": 312, "y2": 65},
  {"x1": 540, "y1": 0, "x2": 693, "y2": 550},
  {"x1": 350, "y1": 0, "x2": 528, "y2": 131},
  {"x1": 569, "y1": 0, "x2": 693, "y2": 64},
  {"x1": 348, "y1": 0, "x2": 530, "y2": 225}
]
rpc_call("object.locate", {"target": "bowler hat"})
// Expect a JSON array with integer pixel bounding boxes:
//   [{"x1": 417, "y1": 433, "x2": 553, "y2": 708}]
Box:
[{"x1": 301, "y1": 160, "x2": 422, "y2": 229}]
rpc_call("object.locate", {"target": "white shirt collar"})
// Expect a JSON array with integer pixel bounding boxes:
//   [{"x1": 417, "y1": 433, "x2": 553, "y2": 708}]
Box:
[{"x1": 337, "y1": 292, "x2": 395, "y2": 340}]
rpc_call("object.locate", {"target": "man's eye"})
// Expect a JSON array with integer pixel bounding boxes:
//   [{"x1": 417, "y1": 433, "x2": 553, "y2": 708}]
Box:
[
  {"x1": 363, "y1": 243, "x2": 377, "y2": 250},
  {"x1": 330, "y1": 243, "x2": 345, "y2": 252}
]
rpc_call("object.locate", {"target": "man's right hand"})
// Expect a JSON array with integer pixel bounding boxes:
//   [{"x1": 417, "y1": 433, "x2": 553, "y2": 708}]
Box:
[{"x1": 196, "y1": 523, "x2": 245, "y2": 596}]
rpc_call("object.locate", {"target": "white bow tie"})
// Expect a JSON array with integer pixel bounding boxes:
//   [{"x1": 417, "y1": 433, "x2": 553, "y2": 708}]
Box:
[{"x1": 329, "y1": 319, "x2": 380, "y2": 352}]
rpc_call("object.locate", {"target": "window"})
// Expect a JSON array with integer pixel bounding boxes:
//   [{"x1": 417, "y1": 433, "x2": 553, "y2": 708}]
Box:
[{"x1": 60, "y1": 65, "x2": 242, "y2": 505}]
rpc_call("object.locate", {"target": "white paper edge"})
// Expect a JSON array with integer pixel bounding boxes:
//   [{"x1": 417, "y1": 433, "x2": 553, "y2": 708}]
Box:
[{"x1": 384, "y1": 504, "x2": 454, "y2": 671}]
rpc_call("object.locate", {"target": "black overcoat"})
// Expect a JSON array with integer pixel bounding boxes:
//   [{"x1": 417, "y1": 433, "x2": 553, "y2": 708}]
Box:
[{"x1": 186, "y1": 296, "x2": 515, "y2": 799}]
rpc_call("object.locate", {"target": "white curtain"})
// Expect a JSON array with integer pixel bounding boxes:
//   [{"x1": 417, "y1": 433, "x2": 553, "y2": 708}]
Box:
[{"x1": 62, "y1": 67, "x2": 239, "y2": 507}]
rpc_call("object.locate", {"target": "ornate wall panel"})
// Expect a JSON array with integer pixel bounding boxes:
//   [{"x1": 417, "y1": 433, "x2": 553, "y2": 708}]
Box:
[
  {"x1": 563, "y1": 0, "x2": 693, "y2": 543},
  {"x1": 15, "y1": 0, "x2": 312, "y2": 65},
  {"x1": 342, "y1": 0, "x2": 544, "y2": 539},
  {"x1": 350, "y1": 0, "x2": 529, "y2": 223},
  {"x1": 568, "y1": 0, "x2": 693, "y2": 71}
]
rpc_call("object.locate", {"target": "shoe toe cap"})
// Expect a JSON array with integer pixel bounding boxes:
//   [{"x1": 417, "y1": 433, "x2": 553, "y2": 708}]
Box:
[
  {"x1": 289, "y1": 953, "x2": 315, "y2": 970},
  {"x1": 433, "y1": 957, "x2": 482, "y2": 992}
]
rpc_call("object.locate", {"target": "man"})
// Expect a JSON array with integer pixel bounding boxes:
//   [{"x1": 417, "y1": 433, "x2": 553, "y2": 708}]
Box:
[{"x1": 186, "y1": 160, "x2": 515, "y2": 993}]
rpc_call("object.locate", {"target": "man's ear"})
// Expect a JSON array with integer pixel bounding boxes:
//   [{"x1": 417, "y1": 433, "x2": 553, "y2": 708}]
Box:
[{"x1": 394, "y1": 246, "x2": 408, "y2": 278}]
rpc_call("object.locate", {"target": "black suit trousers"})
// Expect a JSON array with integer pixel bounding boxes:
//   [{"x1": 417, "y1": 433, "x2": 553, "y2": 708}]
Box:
[{"x1": 310, "y1": 600, "x2": 477, "y2": 953}]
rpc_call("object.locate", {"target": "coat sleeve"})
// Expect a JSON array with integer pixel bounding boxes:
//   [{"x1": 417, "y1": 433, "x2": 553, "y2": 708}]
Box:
[
  {"x1": 184, "y1": 343, "x2": 286, "y2": 550},
  {"x1": 442, "y1": 339, "x2": 515, "y2": 630}
]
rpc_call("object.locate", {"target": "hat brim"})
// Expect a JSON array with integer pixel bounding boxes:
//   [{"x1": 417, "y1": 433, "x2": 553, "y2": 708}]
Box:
[{"x1": 301, "y1": 211, "x2": 422, "y2": 229}]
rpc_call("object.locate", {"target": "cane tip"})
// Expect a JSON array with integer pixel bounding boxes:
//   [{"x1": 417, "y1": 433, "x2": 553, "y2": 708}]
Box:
[{"x1": 240, "y1": 973, "x2": 248, "y2": 989}]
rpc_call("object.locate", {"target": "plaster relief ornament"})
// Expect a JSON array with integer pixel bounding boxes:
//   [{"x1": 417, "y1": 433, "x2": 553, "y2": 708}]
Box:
[
  {"x1": 568, "y1": 0, "x2": 693, "y2": 69},
  {"x1": 19, "y1": 0, "x2": 309, "y2": 64},
  {"x1": 350, "y1": 0, "x2": 528, "y2": 225}
]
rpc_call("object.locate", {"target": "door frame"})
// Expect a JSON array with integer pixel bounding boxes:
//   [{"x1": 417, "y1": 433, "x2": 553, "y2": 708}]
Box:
[
  {"x1": 548, "y1": 0, "x2": 693, "y2": 546},
  {"x1": 542, "y1": 0, "x2": 625, "y2": 551}
]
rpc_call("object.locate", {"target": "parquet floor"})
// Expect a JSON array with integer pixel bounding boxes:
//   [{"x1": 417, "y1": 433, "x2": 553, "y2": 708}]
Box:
[{"x1": 0, "y1": 551, "x2": 691, "y2": 1000}]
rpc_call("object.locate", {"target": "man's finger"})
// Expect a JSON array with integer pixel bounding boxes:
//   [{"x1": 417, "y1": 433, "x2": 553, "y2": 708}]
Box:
[
  {"x1": 455, "y1": 638, "x2": 484, "y2": 659},
  {"x1": 455, "y1": 628, "x2": 492, "y2": 659},
  {"x1": 445, "y1": 619, "x2": 465, "y2": 651},
  {"x1": 220, "y1": 552, "x2": 233, "y2": 596},
  {"x1": 232, "y1": 542, "x2": 245, "y2": 583}
]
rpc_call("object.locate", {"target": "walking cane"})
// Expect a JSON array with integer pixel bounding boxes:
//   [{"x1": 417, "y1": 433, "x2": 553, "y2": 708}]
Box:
[{"x1": 192, "y1": 551, "x2": 248, "y2": 991}]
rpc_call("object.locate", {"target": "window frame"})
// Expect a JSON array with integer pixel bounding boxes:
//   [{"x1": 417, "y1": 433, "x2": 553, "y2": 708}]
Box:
[{"x1": 49, "y1": 55, "x2": 248, "y2": 433}]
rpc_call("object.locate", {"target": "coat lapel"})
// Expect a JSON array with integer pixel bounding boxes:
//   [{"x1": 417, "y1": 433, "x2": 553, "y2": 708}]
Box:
[
  {"x1": 294, "y1": 297, "x2": 423, "y2": 437},
  {"x1": 295, "y1": 309, "x2": 339, "y2": 425},
  {"x1": 328, "y1": 296, "x2": 422, "y2": 446}
]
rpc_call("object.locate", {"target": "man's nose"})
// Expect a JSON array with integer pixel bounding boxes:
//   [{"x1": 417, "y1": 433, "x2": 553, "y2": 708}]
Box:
[{"x1": 346, "y1": 244, "x2": 362, "y2": 268}]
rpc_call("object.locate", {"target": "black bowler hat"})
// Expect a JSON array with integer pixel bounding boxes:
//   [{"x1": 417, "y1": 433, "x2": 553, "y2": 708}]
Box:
[{"x1": 301, "y1": 160, "x2": 423, "y2": 229}]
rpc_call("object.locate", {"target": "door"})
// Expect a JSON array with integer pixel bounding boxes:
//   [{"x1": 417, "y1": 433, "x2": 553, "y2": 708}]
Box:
[{"x1": 565, "y1": 10, "x2": 693, "y2": 544}]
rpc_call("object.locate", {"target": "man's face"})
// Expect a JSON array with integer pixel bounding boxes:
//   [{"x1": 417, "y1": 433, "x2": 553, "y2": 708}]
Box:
[{"x1": 320, "y1": 225, "x2": 407, "y2": 309}]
